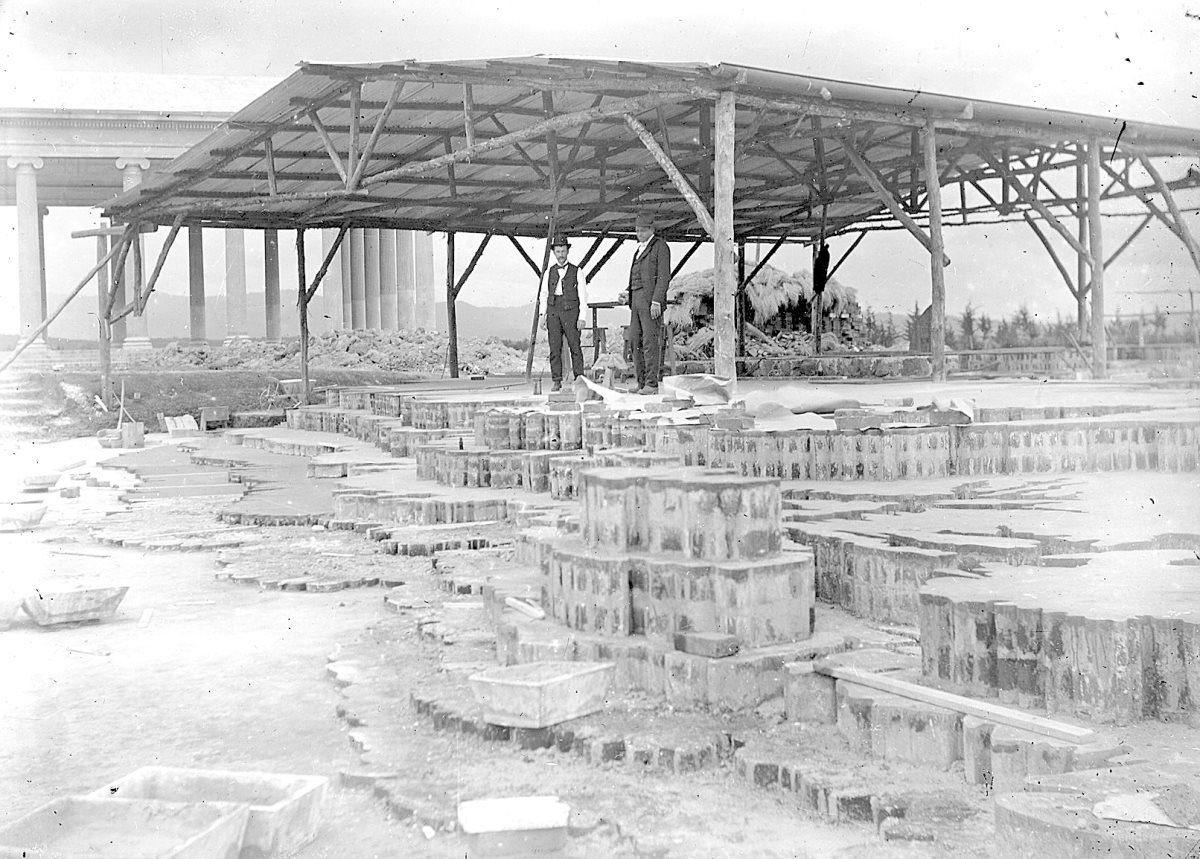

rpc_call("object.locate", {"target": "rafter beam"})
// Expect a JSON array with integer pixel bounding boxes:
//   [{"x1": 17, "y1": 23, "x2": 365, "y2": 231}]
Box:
[
  {"x1": 348, "y1": 80, "x2": 405, "y2": 191},
  {"x1": 306, "y1": 108, "x2": 349, "y2": 185}
]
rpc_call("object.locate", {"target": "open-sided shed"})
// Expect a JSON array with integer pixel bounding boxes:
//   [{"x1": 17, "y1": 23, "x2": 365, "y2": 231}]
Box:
[{"x1": 63, "y1": 57, "x2": 1200, "y2": 395}]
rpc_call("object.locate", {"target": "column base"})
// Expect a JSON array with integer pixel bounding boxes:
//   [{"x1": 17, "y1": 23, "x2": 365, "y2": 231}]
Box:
[{"x1": 118, "y1": 336, "x2": 155, "y2": 351}]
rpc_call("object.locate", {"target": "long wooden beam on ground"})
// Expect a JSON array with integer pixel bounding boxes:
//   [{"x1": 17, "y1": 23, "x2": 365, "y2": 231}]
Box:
[
  {"x1": 815, "y1": 663, "x2": 1098, "y2": 744},
  {"x1": 365, "y1": 92, "x2": 679, "y2": 186},
  {"x1": 844, "y1": 141, "x2": 951, "y2": 267},
  {"x1": 624, "y1": 113, "x2": 716, "y2": 238}
]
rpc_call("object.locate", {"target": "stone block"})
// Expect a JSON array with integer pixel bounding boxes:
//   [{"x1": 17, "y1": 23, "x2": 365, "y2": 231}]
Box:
[
  {"x1": 783, "y1": 662, "x2": 837, "y2": 723},
  {"x1": 673, "y1": 631, "x2": 739, "y2": 658}
]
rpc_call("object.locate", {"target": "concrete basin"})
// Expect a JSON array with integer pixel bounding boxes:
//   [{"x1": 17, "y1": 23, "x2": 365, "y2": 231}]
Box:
[
  {"x1": 0, "y1": 501, "x2": 47, "y2": 531},
  {"x1": 0, "y1": 796, "x2": 249, "y2": 859},
  {"x1": 469, "y1": 661, "x2": 613, "y2": 728},
  {"x1": 91, "y1": 767, "x2": 326, "y2": 857},
  {"x1": 21, "y1": 585, "x2": 129, "y2": 626}
]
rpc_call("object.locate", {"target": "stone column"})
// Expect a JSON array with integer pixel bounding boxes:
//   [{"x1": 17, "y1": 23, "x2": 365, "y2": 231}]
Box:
[
  {"x1": 224, "y1": 229, "x2": 249, "y2": 343},
  {"x1": 7, "y1": 156, "x2": 46, "y2": 346},
  {"x1": 188, "y1": 226, "x2": 206, "y2": 342},
  {"x1": 339, "y1": 234, "x2": 353, "y2": 330},
  {"x1": 116, "y1": 158, "x2": 152, "y2": 348},
  {"x1": 397, "y1": 230, "x2": 416, "y2": 331},
  {"x1": 321, "y1": 229, "x2": 345, "y2": 332},
  {"x1": 379, "y1": 228, "x2": 399, "y2": 331},
  {"x1": 37, "y1": 205, "x2": 48, "y2": 327},
  {"x1": 264, "y1": 229, "x2": 281, "y2": 341},
  {"x1": 363, "y1": 228, "x2": 381, "y2": 329},
  {"x1": 414, "y1": 230, "x2": 437, "y2": 330},
  {"x1": 349, "y1": 228, "x2": 366, "y2": 329}
]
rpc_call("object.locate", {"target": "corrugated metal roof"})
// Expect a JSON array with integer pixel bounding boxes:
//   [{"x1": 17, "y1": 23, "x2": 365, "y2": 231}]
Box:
[{"x1": 103, "y1": 56, "x2": 1200, "y2": 241}]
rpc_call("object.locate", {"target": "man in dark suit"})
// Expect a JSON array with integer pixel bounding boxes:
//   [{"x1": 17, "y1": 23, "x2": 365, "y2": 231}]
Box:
[
  {"x1": 540, "y1": 232, "x2": 589, "y2": 392},
  {"x1": 627, "y1": 212, "x2": 671, "y2": 394}
]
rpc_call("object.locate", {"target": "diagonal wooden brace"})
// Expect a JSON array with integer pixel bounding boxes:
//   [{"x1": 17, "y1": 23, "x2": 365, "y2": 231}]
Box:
[
  {"x1": 625, "y1": 113, "x2": 716, "y2": 238},
  {"x1": 844, "y1": 142, "x2": 950, "y2": 267}
]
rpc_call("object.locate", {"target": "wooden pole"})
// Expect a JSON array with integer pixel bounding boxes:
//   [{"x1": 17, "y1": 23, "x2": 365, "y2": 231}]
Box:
[
  {"x1": 737, "y1": 241, "x2": 746, "y2": 358},
  {"x1": 446, "y1": 232, "x2": 459, "y2": 378},
  {"x1": 453, "y1": 233, "x2": 491, "y2": 298},
  {"x1": 96, "y1": 234, "x2": 112, "y2": 403},
  {"x1": 138, "y1": 213, "x2": 186, "y2": 311},
  {"x1": 1138, "y1": 153, "x2": 1200, "y2": 275},
  {"x1": 1075, "y1": 154, "x2": 1089, "y2": 336},
  {"x1": 624, "y1": 113, "x2": 715, "y2": 237},
  {"x1": 525, "y1": 223, "x2": 554, "y2": 380},
  {"x1": 713, "y1": 91, "x2": 737, "y2": 380},
  {"x1": 1, "y1": 240, "x2": 122, "y2": 375},
  {"x1": 297, "y1": 229, "x2": 311, "y2": 404},
  {"x1": 923, "y1": 121, "x2": 948, "y2": 382},
  {"x1": 587, "y1": 238, "x2": 625, "y2": 281},
  {"x1": 1087, "y1": 138, "x2": 1106, "y2": 379}
]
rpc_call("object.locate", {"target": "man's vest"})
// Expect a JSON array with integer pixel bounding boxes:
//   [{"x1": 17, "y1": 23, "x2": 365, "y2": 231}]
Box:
[
  {"x1": 628, "y1": 238, "x2": 660, "y2": 295},
  {"x1": 546, "y1": 264, "x2": 581, "y2": 311}
]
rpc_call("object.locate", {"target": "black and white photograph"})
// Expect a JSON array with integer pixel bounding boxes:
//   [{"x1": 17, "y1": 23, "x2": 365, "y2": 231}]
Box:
[{"x1": 1, "y1": 1, "x2": 1197, "y2": 856}]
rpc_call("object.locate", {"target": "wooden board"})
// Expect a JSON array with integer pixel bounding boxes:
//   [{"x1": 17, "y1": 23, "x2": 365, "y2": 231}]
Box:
[{"x1": 817, "y1": 663, "x2": 1098, "y2": 744}]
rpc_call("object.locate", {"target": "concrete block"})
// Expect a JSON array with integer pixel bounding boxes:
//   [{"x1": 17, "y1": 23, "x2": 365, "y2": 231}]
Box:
[
  {"x1": 91, "y1": 766, "x2": 326, "y2": 858},
  {"x1": 673, "y1": 631, "x2": 739, "y2": 658},
  {"x1": 468, "y1": 661, "x2": 613, "y2": 728},
  {"x1": 783, "y1": 661, "x2": 837, "y2": 723},
  {"x1": 458, "y1": 796, "x2": 569, "y2": 859}
]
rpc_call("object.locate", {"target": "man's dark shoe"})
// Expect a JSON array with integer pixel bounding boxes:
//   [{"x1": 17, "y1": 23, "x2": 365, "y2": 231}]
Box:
[{"x1": 550, "y1": 381, "x2": 563, "y2": 393}]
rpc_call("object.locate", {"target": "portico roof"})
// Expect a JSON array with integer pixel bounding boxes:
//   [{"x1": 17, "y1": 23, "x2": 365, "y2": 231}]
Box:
[{"x1": 102, "y1": 56, "x2": 1200, "y2": 241}]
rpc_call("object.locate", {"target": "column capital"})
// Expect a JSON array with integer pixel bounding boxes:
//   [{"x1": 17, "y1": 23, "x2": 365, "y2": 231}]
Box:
[
  {"x1": 6, "y1": 156, "x2": 43, "y2": 171},
  {"x1": 115, "y1": 157, "x2": 151, "y2": 172}
]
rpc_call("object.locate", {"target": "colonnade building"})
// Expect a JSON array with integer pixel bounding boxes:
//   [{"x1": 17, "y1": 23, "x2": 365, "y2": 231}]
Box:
[{"x1": 0, "y1": 74, "x2": 438, "y2": 350}]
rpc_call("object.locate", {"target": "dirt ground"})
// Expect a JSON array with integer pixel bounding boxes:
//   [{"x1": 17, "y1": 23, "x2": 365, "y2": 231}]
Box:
[{"x1": 0, "y1": 445, "x2": 997, "y2": 858}]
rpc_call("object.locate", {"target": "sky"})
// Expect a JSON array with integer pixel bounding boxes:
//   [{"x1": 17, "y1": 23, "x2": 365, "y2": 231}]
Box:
[{"x1": 2, "y1": 0, "x2": 1198, "y2": 337}]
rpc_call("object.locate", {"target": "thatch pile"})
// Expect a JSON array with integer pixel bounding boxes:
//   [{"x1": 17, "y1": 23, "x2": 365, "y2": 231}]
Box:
[{"x1": 665, "y1": 264, "x2": 856, "y2": 329}]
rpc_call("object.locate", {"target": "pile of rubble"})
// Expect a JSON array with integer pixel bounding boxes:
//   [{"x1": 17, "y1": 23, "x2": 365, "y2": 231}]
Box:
[{"x1": 125, "y1": 330, "x2": 534, "y2": 376}]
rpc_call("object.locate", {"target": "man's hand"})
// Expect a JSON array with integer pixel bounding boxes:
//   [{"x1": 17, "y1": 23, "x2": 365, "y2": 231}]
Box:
[
  {"x1": 650, "y1": 301, "x2": 662, "y2": 320},
  {"x1": 539, "y1": 315, "x2": 547, "y2": 331},
  {"x1": 577, "y1": 317, "x2": 586, "y2": 329}
]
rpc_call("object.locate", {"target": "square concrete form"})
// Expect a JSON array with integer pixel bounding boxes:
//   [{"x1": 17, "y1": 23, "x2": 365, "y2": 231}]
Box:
[
  {"x1": 0, "y1": 796, "x2": 249, "y2": 859},
  {"x1": 0, "y1": 500, "x2": 47, "y2": 531},
  {"x1": 469, "y1": 661, "x2": 614, "y2": 728},
  {"x1": 457, "y1": 795, "x2": 570, "y2": 859},
  {"x1": 91, "y1": 766, "x2": 327, "y2": 858},
  {"x1": 21, "y1": 586, "x2": 129, "y2": 626}
]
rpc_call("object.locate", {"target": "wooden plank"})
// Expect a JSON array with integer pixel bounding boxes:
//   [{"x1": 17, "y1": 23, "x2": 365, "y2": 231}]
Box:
[
  {"x1": 819, "y1": 664, "x2": 1098, "y2": 744},
  {"x1": 713, "y1": 90, "x2": 737, "y2": 380},
  {"x1": 625, "y1": 113, "x2": 715, "y2": 237}
]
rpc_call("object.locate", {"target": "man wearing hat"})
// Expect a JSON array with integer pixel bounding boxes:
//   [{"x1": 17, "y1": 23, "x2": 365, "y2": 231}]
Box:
[
  {"x1": 540, "y1": 232, "x2": 589, "y2": 392},
  {"x1": 627, "y1": 212, "x2": 671, "y2": 394}
]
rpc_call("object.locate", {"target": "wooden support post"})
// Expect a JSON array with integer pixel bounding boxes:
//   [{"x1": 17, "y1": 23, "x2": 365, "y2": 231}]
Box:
[
  {"x1": 462, "y1": 84, "x2": 476, "y2": 150},
  {"x1": 1075, "y1": 154, "x2": 1089, "y2": 336},
  {"x1": 525, "y1": 223, "x2": 555, "y2": 380},
  {"x1": 297, "y1": 229, "x2": 311, "y2": 404},
  {"x1": 713, "y1": 91, "x2": 737, "y2": 380},
  {"x1": 96, "y1": 234, "x2": 112, "y2": 402},
  {"x1": 625, "y1": 113, "x2": 715, "y2": 237},
  {"x1": 1086, "y1": 138, "x2": 1106, "y2": 379},
  {"x1": 923, "y1": 121, "x2": 948, "y2": 382},
  {"x1": 698, "y1": 103, "x2": 712, "y2": 205},
  {"x1": 264, "y1": 137, "x2": 278, "y2": 196},
  {"x1": 446, "y1": 232, "x2": 459, "y2": 378},
  {"x1": 737, "y1": 241, "x2": 747, "y2": 358}
]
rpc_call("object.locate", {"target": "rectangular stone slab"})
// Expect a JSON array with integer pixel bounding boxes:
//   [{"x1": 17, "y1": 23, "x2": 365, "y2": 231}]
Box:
[
  {"x1": 21, "y1": 586, "x2": 129, "y2": 626},
  {"x1": 469, "y1": 661, "x2": 614, "y2": 728}
]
